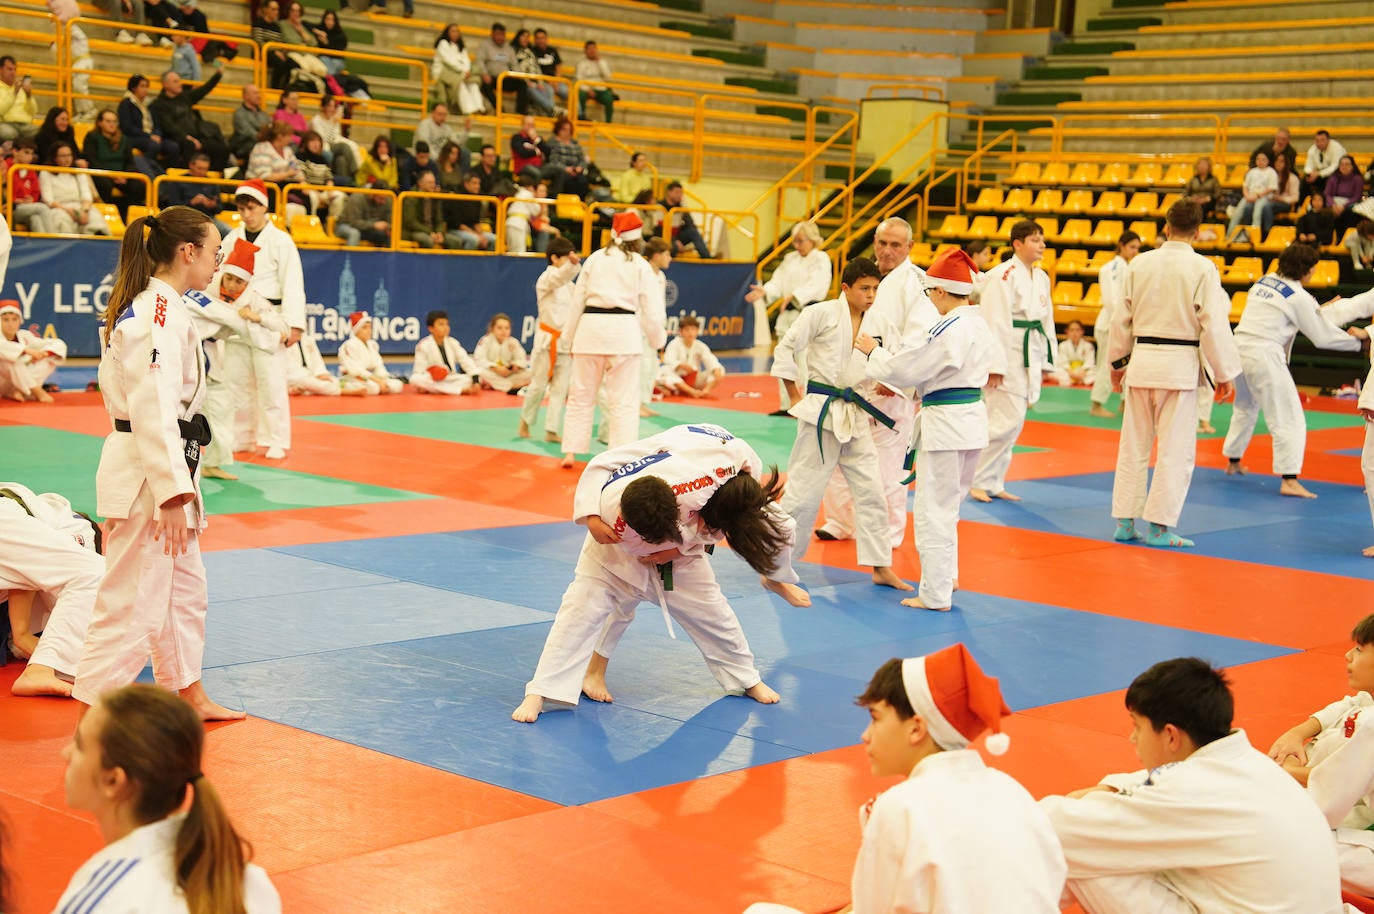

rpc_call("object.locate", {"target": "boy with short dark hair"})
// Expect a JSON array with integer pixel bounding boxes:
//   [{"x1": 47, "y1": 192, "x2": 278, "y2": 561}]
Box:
[
  {"x1": 656, "y1": 314, "x2": 725, "y2": 398},
  {"x1": 410, "y1": 308, "x2": 478, "y2": 395}
]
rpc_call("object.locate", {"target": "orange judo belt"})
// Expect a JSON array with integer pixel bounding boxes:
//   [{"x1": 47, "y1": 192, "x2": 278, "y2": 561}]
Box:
[{"x1": 540, "y1": 322, "x2": 561, "y2": 379}]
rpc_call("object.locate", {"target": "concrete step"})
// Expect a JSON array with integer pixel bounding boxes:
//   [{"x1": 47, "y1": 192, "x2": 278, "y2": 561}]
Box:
[
  {"x1": 1093, "y1": 0, "x2": 1374, "y2": 27},
  {"x1": 1038, "y1": 47, "x2": 1374, "y2": 76}
]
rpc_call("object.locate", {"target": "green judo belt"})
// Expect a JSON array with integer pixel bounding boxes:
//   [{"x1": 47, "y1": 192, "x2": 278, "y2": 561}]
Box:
[
  {"x1": 901, "y1": 387, "x2": 984, "y2": 484},
  {"x1": 1013, "y1": 319, "x2": 1053, "y2": 367},
  {"x1": 806, "y1": 380, "x2": 895, "y2": 460}
]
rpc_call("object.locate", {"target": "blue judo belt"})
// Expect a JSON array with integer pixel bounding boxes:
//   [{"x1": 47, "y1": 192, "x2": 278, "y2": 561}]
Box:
[
  {"x1": 1013, "y1": 319, "x2": 1053, "y2": 367},
  {"x1": 806, "y1": 380, "x2": 894, "y2": 460},
  {"x1": 900, "y1": 387, "x2": 983, "y2": 484}
]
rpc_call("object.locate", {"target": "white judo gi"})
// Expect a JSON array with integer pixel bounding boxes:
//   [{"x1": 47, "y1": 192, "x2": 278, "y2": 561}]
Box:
[
  {"x1": 0, "y1": 482, "x2": 102, "y2": 679},
  {"x1": 1050, "y1": 337, "x2": 1096, "y2": 387},
  {"x1": 773, "y1": 297, "x2": 892, "y2": 570},
  {"x1": 1040, "y1": 730, "x2": 1346, "y2": 914},
  {"x1": 56, "y1": 814, "x2": 280, "y2": 914},
  {"x1": 339, "y1": 334, "x2": 403, "y2": 395},
  {"x1": 410, "y1": 333, "x2": 479, "y2": 395},
  {"x1": 286, "y1": 332, "x2": 340, "y2": 396},
  {"x1": 761, "y1": 246, "x2": 832, "y2": 343},
  {"x1": 520, "y1": 259, "x2": 579, "y2": 434},
  {"x1": 1222, "y1": 274, "x2": 1362, "y2": 475},
  {"x1": 0, "y1": 324, "x2": 64, "y2": 399},
  {"x1": 972, "y1": 256, "x2": 1053, "y2": 495},
  {"x1": 221, "y1": 220, "x2": 305, "y2": 452},
  {"x1": 818, "y1": 259, "x2": 936, "y2": 547},
  {"x1": 1091, "y1": 254, "x2": 1129, "y2": 407},
  {"x1": 74, "y1": 278, "x2": 211, "y2": 705},
  {"x1": 657, "y1": 335, "x2": 723, "y2": 391},
  {"x1": 561, "y1": 246, "x2": 667, "y2": 455},
  {"x1": 474, "y1": 333, "x2": 532, "y2": 392},
  {"x1": 523, "y1": 424, "x2": 787, "y2": 708},
  {"x1": 865, "y1": 305, "x2": 994, "y2": 609},
  {"x1": 1303, "y1": 691, "x2": 1374, "y2": 894},
  {"x1": 1108, "y1": 240, "x2": 1242, "y2": 528},
  {"x1": 1362, "y1": 365, "x2": 1374, "y2": 536}
]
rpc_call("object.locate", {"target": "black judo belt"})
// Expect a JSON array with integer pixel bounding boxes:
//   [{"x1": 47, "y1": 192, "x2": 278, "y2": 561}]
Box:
[
  {"x1": 583, "y1": 306, "x2": 635, "y2": 315},
  {"x1": 114, "y1": 414, "x2": 212, "y2": 476},
  {"x1": 1113, "y1": 336, "x2": 1210, "y2": 386}
]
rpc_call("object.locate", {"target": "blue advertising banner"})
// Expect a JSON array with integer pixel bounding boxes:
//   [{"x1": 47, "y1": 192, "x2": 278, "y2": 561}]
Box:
[{"x1": 1, "y1": 237, "x2": 756, "y2": 357}]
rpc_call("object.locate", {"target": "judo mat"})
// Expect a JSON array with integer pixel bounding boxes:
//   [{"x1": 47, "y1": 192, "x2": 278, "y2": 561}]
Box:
[{"x1": 2, "y1": 376, "x2": 1372, "y2": 914}]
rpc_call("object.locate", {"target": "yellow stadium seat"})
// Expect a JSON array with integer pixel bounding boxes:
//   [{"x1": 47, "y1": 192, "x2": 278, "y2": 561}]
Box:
[
  {"x1": 1195, "y1": 223, "x2": 1226, "y2": 250},
  {"x1": 910, "y1": 243, "x2": 936, "y2": 267},
  {"x1": 1029, "y1": 190, "x2": 1063, "y2": 213},
  {"x1": 1129, "y1": 221, "x2": 1159, "y2": 246},
  {"x1": 1055, "y1": 248, "x2": 1089, "y2": 276},
  {"x1": 1087, "y1": 191, "x2": 1126, "y2": 217},
  {"x1": 555, "y1": 194, "x2": 588, "y2": 221},
  {"x1": 268, "y1": 213, "x2": 285, "y2": 230},
  {"x1": 1203, "y1": 254, "x2": 1226, "y2": 271},
  {"x1": 1265, "y1": 258, "x2": 1280, "y2": 275},
  {"x1": 968, "y1": 187, "x2": 1003, "y2": 212},
  {"x1": 1068, "y1": 163, "x2": 1100, "y2": 186},
  {"x1": 931, "y1": 213, "x2": 968, "y2": 238},
  {"x1": 969, "y1": 215, "x2": 1000, "y2": 239},
  {"x1": 1054, "y1": 218, "x2": 1093, "y2": 245},
  {"x1": 1223, "y1": 257, "x2": 1264, "y2": 284},
  {"x1": 1129, "y1": 162, "x2": 1162, "y2": 186},
  {"x1": 221, "y1": 211, "x2": 243, "y2": 232},
  {"x1": 1257, "y1": 226, "x2": 1295, "y2": 253},
  {"x1": 1309, "y1": 260, "x2": 1340, "y2": 288},
  {"x1": 1037, "y1": 248, "x2": 1056, "y2": 273},
  {"x1": 1098, "y1": 162, "x2": 1131, "y2": 186},
  {"x1": 93, "y1": 203, "x2": 125, "y2": 238},
  {"x1": 998, "y1": 188, "x2": 1034, "y2": 214},
  {"x1": 994, "y1": 216, "x2": 1020, "y2": 241},
  {"x1": 1034, "y1": 217, "x2": 1059, "y2": 240},
  {"x1": 1008, "y1": 161, "x2": 1041, "y2": 185},
  {"x1": 1083, "y1": 283, "x2": 1102, "y2": 306},
  {"x1": 1081, "y1": 249, "x2": 1114, "y2": 277},
  {"x1": 1230, "y1": 289, "x2": 1248, "y2": 321},
  {"x1": 1062, "y1": 189, "x2": 1095, "y2": 214},
  {"x1": 1161, "y1": 163, "x2": 1192, "y2": 187},
  {"x1": 290, "y1": 214, "x2": 343, "y2": 247},
  {"x1": 1040, "y1": 162, "x2": 1070, "y2": 186},
  {"x1": 1152, "y1": 192, "x2": 1181, "y2": 217},
  {"x1": 1122, "y1": 192, "x2": 1157, "y2": 217},
  {"x1": 1052, "y1": 280, "x2": 1084, "y2": 306},
  {"x1": 125, "y1": 204, "x2": 149, "y2": 226},
  {"x1": 1090, "y1": 219, "x2": 1125, "y2": 246}
]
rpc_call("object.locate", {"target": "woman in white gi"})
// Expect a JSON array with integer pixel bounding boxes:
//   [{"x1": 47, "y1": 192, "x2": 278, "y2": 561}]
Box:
[
  {"x1": 73, "y1": 206, "x2": 243, "y2": 721},
  {"x1": 474, "y1": 312, "x2": 532, "y2": 393},
  {"x1": 1089, "y1": 230, "x2": 1141, "y2": 417},
  {"x1": 856, "y1": 248, "x2": 994, "y2": 611},
  {"x1": 746, "y1": 220, "x2": 831, "y2": 343},
  {"x1": 338, "y1": 311, "x2": 403, "y2": 395},
  {"x1": 410, "y1": 309, "x2": 479, "y2": 395},
  {"x1": 519, "y1": 236, "x2": 579, "y2": 440},
  {"x1": 559, "y1": 211, "x2": 666, "y2": 468},
  {"x1": 221, "y1": 179, "x2": 306, "y2": 461},
  {"x1": 56, "y1": 684, "x2": 280, "y2": 913},
  {"x1": 0, "y1": 299, "x2": 64, "y2": 402},
  {"x1": 970, "y1": 220, "x2": 1053, "y2": 503},
  {"x1": 1222, "y1": 243, "x2": 1367, "y2": 498}
]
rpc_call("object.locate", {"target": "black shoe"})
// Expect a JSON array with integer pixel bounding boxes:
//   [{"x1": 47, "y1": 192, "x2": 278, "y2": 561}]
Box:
[{"x1": 814, "y1": 529, "x2": 838, "y2": 541}]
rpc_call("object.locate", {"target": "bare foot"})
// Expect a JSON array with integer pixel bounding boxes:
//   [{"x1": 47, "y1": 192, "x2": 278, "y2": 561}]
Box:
[
  {"x1": 1364, "y1": 545, "x2": 1374, "y2": 557},
  {"x1": 7, "y1": 391, "x2": 24, "y2": 403},
  {"x1": 952, "y1": 578, "x2": 959, "y2": 592},
  {"x1": 745, "y1": 681, "x2": 780, "y2": 704},
  {"x1": 900, "y1": 596, "x2": 952, "y2": 612},
  {"x1": 1198, "y1": 421, "x2": 1216, "y2": 434},
  {"x1": 1279, "y1": 478, "x2": 1317, "y2": 499},
  {"x1": 9, "y1": 631, "x2": 38, "y2": 659},
  {"x1": 518, "y1": 420, "x2": 530, "y2": 439},
  {"x1": 1225, "y1": 462, "x2": 1246, "y2": 476},
  {"x1": 202, "y1": 466, "x2": 238, "y2": 480},
  {"x1": 32, "y1": 388, "x2": 54, "y2": 403},
  {"x1": 179, "y1": 681, "x2": 246, "y2": 721},
  {"x1": 969, "y1": 487, "x2": 992, "y2": 503},
  {"x1": 512, "y1": 694, "x2": 545, "y2": 722},
  {"x1": 560, "y1": 453, "x2": 575, "y2": 469},
  {"x1": 992, "y1": 490, "x2": 1022, "y2": 502},
  {"x1": 1088, "y1": 404, "x2": 1116, "y2": 418},
  {"x1": 640, "y1": 406, "x2": 658, "y2": 418},
  {"x1": 872, "y1": 567, "x2": 915, "y2": 591},
  {"x1": 582, "y1": 652, "x2": 614, "y2": 703},
  {"x1": 761, "y1": 575, "x2": 811, "y2": 606},
  {"x1": 11, "y1": 664, "x2": 74, "y2": 697},
  {"x1": 544, "y1": 431, "x2": 561, "y2": 443}
]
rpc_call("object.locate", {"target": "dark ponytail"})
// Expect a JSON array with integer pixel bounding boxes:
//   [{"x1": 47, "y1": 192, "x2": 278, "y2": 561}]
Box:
[
  {"x1": 698, "y1": 468, "x2": 790, "y2": 575},
  {"x1": 104, "y1": 206, "x2": 212, "y2": 335}
]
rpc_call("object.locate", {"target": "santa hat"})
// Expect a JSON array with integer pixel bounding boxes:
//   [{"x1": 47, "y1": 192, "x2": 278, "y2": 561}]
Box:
[
  {"x1": 611, "y1": 211, "x2": 643, "y2": 242},
  {"x1": 234, "y1": 179, "x2": 270, "y2": 208},
  {"x1": 924, "y1": 247, "x2": 980, "y2": 297},
  {"x1": 0, "y1": 301, "x2": 20, "y2": 318},
  {"x1": 902, "y1": 643, "x2": 1012, "y2": 755},
  {"x1": 220, "y1": 237, "x2": 259, "y2": 282},
  {"x1": 348, "y1": 311, "x2": 371, "y2": 335}
]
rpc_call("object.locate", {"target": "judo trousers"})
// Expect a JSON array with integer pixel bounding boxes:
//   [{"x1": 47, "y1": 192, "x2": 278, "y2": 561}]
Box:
[
  {"x1": 1068, "y1": 874, "x2": 1194, "y2": 914},
  {"x1": 1111, "y1": 386, "x2": 1199, "y2": 528},
  {"x1": 1090, "y1": 327, "x2": 1114, "y2": 407},
  {"x1": 972, "y1": 386, "x2": 1027, "y2": 494},
  {"x1": 1222, "y1": 345, "x2": 1306, "y2": 475},
  {"x1": 519, "y1": 347, "x2": 572, "y2": 434},
  {"x1": 818, "y1": 396, "x2": 916, "y2": 548},
  {"x1": 563, "y1": 353, "x2": 640, "y2": 454},
  {"x1": 913, "y1": 448, "x2": 978, "y2": 609},
  {"x1": 779, "y1": 421, "x2": 891, "y2": 569}
]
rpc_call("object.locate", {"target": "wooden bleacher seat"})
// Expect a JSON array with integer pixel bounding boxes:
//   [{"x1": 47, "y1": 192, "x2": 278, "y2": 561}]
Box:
[
  {"x1": 1090, "y1": 220, "x2": 1125, "y2": 246},
  {"x1": 1257, "y1": 226, "x2": 1295, "y2": 253},
  {"x1": 931, "y1": 213, "x2": 968, "y2": 239},
  {"x1": 968, "y1": 187, "x2": 1003, "y2": 212},
  {"x1": 1055, "y1": 248, "x2": 1089, "y2": 277},
  {"x1": 968, "y1": 215, "x2": 999, "y2": 239},
  {"x1": 998, "y1": 188, "x2": 1034, "y2": 214},
  {"x1": 1123, "y1": 192, "x2": 1157, "y2": 217},
  {"x1": 1029, "y1": 189, "x2": 1063, "y2": 213},
  {"x1": 1008, "y1": 161, "x2": 1041, "y2": 185},
  {"x1": 1087, "y1": 191, "x2": 1126, "y2": 217},
  {"x1": 1067, "y1": 163, "x2": 1100, "y2": 186},
  {"x1": 1223, "y1": 257, "x2": 1264, "y2": 284},
  {"x1": 1062, "y1": 189, "x2": 1094, "y2": 214},
  {"x1": 1054, "y1": 218, "x2": 1093, "y2": 245}
]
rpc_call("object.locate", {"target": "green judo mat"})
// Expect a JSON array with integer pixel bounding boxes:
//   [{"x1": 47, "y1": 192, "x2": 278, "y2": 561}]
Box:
[
  {"x1": 1028, "y1": 386, "x2": 1365, "y2": 437},
  {"x1": 0, "y1": 426, "x2": 430, "y2": 518}
]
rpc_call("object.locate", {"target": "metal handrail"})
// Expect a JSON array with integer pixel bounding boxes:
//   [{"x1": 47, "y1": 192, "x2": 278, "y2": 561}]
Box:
[
  {"x1": 864, "y1": 83, "x2": 945, "y2": 100},
  {"x1": 392, "y1": 188, "x2": 500, "y2": 254},
  {"x1": 259, "y1": 39, "x2": 429, "y2": 112},
  {"x1": 6, "y1": 163, "x2": 152, "y2": 237},
  {"x1": 491, "y1": 71, "x2": 577, "y2": 153},
  {"x1": 666, "y1": 205, "x2": 759, "y2": 262}
]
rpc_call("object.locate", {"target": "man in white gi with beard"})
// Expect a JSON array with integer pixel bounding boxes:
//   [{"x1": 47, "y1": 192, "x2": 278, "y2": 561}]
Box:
[
  {"x1": 2, "y1": 481, "x2": 104, "y2": 697},
  {"x1": 1108, "y1": 200, "x2": 1242, "y2": 548},
  {"x1": 772, "y1": 258, "x2": 911, "y2": 592},
  {"x1": 512, "y1": 423, "x2": 800, "y2": 723},
  {"x1": 1223, "y1": 243, "x2": 1367, "y2": 498},
  {"x1": 970, "y1": 220, "x2": 1053, "y2": 503},
  {"x1": 815, "y1": 218, "x2": 937, "y2": 549},
  {"x1": 856, "y1": 248, "x2": 994, "y2": 611},
  {"x1": 1041, "y1": 657, "x2": 1346, "y2": 914},
  {"x1": 221, "y1": 179, "x2": 305, "y2": 460},
  {"x1": 746, "y1": 643, "x2": 1065, "y2": 914}
]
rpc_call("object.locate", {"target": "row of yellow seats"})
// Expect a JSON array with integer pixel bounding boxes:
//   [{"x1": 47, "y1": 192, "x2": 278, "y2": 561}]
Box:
[
  {"x1": 931, "y1": 214, "x2": 1162, "y2": 247},
  {"x1": 1005, "y1": 160, "x2": 1245, "y2": 190},
  {"x1": 1049, "y1": 284, "x2": 1303, "y2": 326},
  {"x1": 968, "y1": 188, "x2": 1182, "y2": 219}
]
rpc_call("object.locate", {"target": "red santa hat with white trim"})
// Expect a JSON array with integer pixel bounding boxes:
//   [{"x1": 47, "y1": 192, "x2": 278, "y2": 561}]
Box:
[
  {"x1": 923, "y1": 247, "x2": 980, "y2": 297},
  {"x1": 348, "y1": 310, "x2": 371, "y2": 336},
  {"x1": 234, "y1": 179, "x2": 271, "y2": 208},
  {"x1": 902, "y1": 642, "x2": 1013, "y2": 754},
  {"x1": 611, "y1": 210, "x2": 643, "y2": 243},
  {"x1": 0, "y1": 301, "x2": 21, "y2": 318},
  {"x1": 219, "y1": 237, "x2": 259, "y2": 282}
]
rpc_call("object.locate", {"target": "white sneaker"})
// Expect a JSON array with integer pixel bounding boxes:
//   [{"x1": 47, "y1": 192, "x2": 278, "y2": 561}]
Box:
[
  {"x1": 116, "y1": 28, "x2": 135, "y2": 42},
  {"x1": 158, "y1": 35, "x2": 174, "y2": 48},
  {"x1": 134, "y1": 32, "x2": 153, "y2": 45},
  {"x1": 265, "y1": 446, "x2": 286, "y2": 459}
]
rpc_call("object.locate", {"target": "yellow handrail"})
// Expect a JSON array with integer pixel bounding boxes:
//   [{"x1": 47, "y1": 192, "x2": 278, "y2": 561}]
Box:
[
  {"x1": 5, "y1": 163, "x2": 152, "y2": 237},
  {"x1": 283, "y1": 181, "x2": 396, "y2": 242},
  {"x1": 666, "y1": 206, "x2": 759, "y2": 262},
  {"x1": 579, "y1": 123, "x2": 661, "y2": 200},
  {"x1": 865, "y1": 83, "x2": 945, "y2": 100},
  {"x1": 259, "y1": 40, "x2": 429, "y2": 113},
  {"x1": 391, "y1": 188, "x2": 500, "y2": 255},
  {"x1": 490, "y1": 71, "x2": 577, "y2": 152},
  {"x1": 149, "y1": 172, "x2": 242, "y2": 210},
  {"x1": 1051, "y1": 112, "x2": 1223, "y2": 158}
]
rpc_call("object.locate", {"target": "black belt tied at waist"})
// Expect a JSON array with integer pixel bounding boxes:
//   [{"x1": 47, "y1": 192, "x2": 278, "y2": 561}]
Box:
[
  {"x1": 584, "y1": 306, "x2": 635, "y2": 315},
  {"x1": 266, "y1": 298, "x2": 283, "y2": 307},
  {"x1": 114, "y1": 415, "x2": 212, "y2": 446},
  {"x1": 1112, "y1": 337, "x2": 1201, "y2": 372}
]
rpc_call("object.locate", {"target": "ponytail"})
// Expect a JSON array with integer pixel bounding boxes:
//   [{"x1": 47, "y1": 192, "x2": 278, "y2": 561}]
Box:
[
  {"x1": 177, "y1": 777, "x2": 250, "y2": 914},
  {"x1": 698, "y1": 468, "x2": 789, "y2": 575},
  {"x1": 610, "y1": 236, "x2": 642, "y2": 260},
  {"x1": 104, "y1": 206, "x2": 213, "y2": 334}
]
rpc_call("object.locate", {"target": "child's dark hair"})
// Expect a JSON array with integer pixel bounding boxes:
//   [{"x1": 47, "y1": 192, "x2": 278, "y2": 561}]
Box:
[
  {"x1": 697, "y1": 468, "x2": 787, "y2": 575},
  {"x1": 1276, "y1": 243, "x2": 1320, "y2": 281},
  {"x1": 677, "y1": 314, "x2": 699, "y2": 330},
  {"x1": 1066, "y1": 319, "x2": 1084, "y2": 332},
  {"x1": 546, "y1": 236, "x2": 575, "y2": 261},
  {"x1": 1124, "y1": 657, "x2": 1233, "y2": 749},
  {"x1": 961, "y1": 239, "x2": 987, "y2": 257},
  {"x1": 620, "y1": 477, "x2": 682, "y2": 546},
  {"x1": 1165, "y1": 199, "x2": 1203, "y2": 235},
  {"x1": 855, "y1": 658, "x2": 916, "y2": 718},
  {"x1": 425, "y1": 309, "x2": 448, "y2": 328},
  {"x1": 488, "y1": 312, "x2": 511, "y2": 330},
  {"x1": 1009, "y1": 219, "x2": 1042, "y2": 246},
  {"x1": 841, "y1": 257, "x2": 880, "y2": 287},
  {"x1": 1117, "y1": 230, "x2": 1142, "y2": 251},
  {"x1": 1352, "y1": 614, "x2": 1374, "y2": 646}
]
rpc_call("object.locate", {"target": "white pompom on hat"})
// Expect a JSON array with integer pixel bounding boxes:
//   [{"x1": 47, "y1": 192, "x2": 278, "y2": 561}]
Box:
[{"x1": 902, "y1": 642, "x2": 1013, "y2": 755}]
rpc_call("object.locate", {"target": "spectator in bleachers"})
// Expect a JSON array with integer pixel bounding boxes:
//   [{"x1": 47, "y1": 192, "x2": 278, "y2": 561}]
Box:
[
  {"x1": 311, "y1": 94, "x2": 360, "y2": 182},
  {"x1": 657, "y1": 180, "x2": 710, "y2": 258},
  {"x1": 472, "y1": 143, "x2": 513, "y2": 197},
  {"x1": 117, "y1": 74, "x2": 179, "y2": 167},
  {"x1": 446, "y1": 170, "x2": 495, "y2": 250},
  {"x1": 399, "y1": 141, "x2": 439, "y2": 191},
  {"x1": 415, "y1": 102, "x2": 468, "y2": 159},
  {"x1": 230, "y1": 84, "x2": 271, "y2": 164},
  {"x1": 474, "y1": 23, "x2": 516, "y2": 113},
  {"x1": 158, "y1": 151, "x2": 230, "y2": 234},
  {"x1": 575, "y1": 41, "x2": 614, "y2": 123},
  {"x1": 542, "y1": 116, "x2": 590, "y2": 198},
  {"x1": 39, "y1": 143, "x2": 109, "y2": 235},
  {"x1": 1297, "y1": 193, "x2": 1335, "y2": 246},
  {"x1": 5, "y1": 139, "x2": 53, "y2": 232},
  {"x1": 1326, "y1": 154, "x2": 1365, "y2": 242},
  {"x1": 142, "y1": 0, "x2": 184, "y2": 43},
  {"x1": 1183, "y1": 156, "x2": 1222, "y2": 218},
  {"x1": 1252, "y1": 127, "x2": 1296, "y2": 173},
  {"x1": 510, "y1": 114, "x2": 547, "y2": 176},
  {"x1": 356, "y1": 135, "x2": 398, "y2": 187},
  {"x1": 1264, "y1": 154, "x2": 1301, "y2": 236},
  {"x1": 505, "y1": 171, "x2": 553, "y2": 254},
  {"x1": 35, "y1": 107, "x2": 86, "y2": 168},
  {"x1": 615, "y1": 151, "x2": 652, "y2": 204},
  {"x1": 336, "y1": 181, "x2": 392, "y2": 246},
  {"x1": 82, "y1": 108, "x2": 154, "y2": 219},
  {"x1": 432, "y1": 25, "x2": 484, "y2": 116},
  {"x1": 1226, "y1": 150, "x2": 1277, "y2": 245},
  {"x1": 152, "y1": 66, "x2": 228, "y2": 171},
  {"x1": 96, "y1": 0, "x2": 150, "y2": 45},
  {"x1": 1348, "y1": 219, "x2": 1374, "y2": 272},
  {"x1": 403, "y1": 170, "x2": 456, "y2": 248},
  {"x1": 1302, "y1": 129, "x2": 1345, "y2": 197},
  {"x1": 176, "y1": 0, "x2": 238, "y2": 64},
  {"x1": 532, "y1": 29, "x2": 568, "y2": 105},
  {"x1": 252, "y1": 0, "x2": 293, "y2": 91},
  {"x1": 271, "y1": 88, "x2": 308, "y2": 146},
  {"x1": 513, "y1": 29, "x2": 557, "y2": 117},
  {"x1": 316, "y1": 9, "x2": 347, "y2": 76},
  {"x1": 0, "y1": 58, "x2": 39, "y2": 143},
  {"x1": 170, "y1": 32, "x2": 202, "y2": 80},
  {"x1": 246, "y1": 120, "x2": 303, "y2": 187},
  {"x1": 437, "y1": 140, "x2": 466, "y2": 193},
  {"x1": 297, "y1": 129, "x2": 344, "y2": 217},
  {"x1": 280, "y1": 2, "x2": 325, "y2": 58}
]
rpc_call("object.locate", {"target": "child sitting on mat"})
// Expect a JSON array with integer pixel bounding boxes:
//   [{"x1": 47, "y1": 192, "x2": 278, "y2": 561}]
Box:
[
  {"x1": 474, "y1": 312, "x2": 532, "y2": 394},
  {"x1": 410, "y1": 309, "x2": 479, "y2": 396},
  {"x1": 338, "y1": 311, "x2": 403, "y2": 395},
  {"x1": 655, "y1": 314, "x2": 724, "y2": 398}
]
